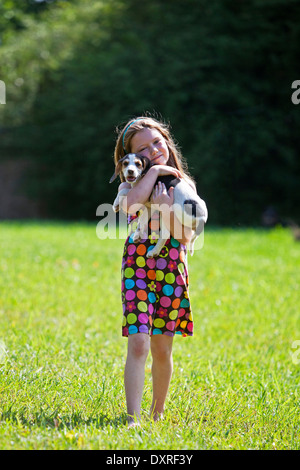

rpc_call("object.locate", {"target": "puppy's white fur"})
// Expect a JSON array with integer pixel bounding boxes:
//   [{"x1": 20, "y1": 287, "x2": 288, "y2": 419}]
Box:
[
  {"x1": 110, "y1": 153, "x2": 148, "y2": 212},
  {"x1": 110, "y1": 153, "x2": 208, "y2": 257}
]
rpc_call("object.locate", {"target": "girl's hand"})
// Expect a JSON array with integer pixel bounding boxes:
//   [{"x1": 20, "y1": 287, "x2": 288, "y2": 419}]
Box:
[
  {"x1": 150, "y1": 165, "x2": 182, "y2": 179},
  {"x1": 123, "y1": 164, "x2": 180, "y2": 214},
  {"x1": 152, "y1": 182, "x2": 174, "y2": 207}
]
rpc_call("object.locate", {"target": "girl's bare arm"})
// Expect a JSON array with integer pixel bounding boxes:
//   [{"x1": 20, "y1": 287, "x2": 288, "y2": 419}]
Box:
[
  {"x1": 152, "y1": 183, "x2": 193, "y2": 246},
  {"x1": 121, "y1": 165, "x2": 182, "y2": 214}
]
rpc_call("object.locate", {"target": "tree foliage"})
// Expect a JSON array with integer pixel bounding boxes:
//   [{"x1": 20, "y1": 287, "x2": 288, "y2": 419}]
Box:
[{"x1": 0, "y1": 0, "x2": 299, "y2": 224}]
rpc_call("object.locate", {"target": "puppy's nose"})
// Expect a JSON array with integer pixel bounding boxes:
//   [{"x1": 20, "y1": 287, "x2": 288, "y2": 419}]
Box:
[{"x1": 128, "y1": 169, "x2": 134, "y2": 175}]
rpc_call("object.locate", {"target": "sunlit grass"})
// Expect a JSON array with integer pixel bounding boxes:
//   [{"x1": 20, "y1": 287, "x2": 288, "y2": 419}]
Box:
[{"x1": 0, "y1": 222, "x2": 299, "y2": 449}]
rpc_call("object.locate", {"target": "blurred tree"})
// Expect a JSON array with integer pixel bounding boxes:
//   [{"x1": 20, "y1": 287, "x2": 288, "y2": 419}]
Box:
[
  {"x1": 0, "y1": 0, "x2": 59, "y2": 43},
  {"x1": 0, "y1": 0, "x2": 299, "y2": 224}
]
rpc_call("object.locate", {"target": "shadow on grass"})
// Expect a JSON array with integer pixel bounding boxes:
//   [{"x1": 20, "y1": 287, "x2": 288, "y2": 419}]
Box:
[{"x1": 1, "y1": 406, "x2": 128, "y2": 430}]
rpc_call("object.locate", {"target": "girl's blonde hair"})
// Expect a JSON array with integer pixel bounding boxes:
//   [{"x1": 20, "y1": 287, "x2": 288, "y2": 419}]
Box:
[{"x1": 113, "y1": 116, "x2": 193, "y2": 183}]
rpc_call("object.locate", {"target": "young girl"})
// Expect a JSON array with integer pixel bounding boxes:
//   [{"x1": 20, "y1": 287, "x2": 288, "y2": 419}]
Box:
[{"x1": 113, "y1": 116, "x2": 206, "y2": 426}]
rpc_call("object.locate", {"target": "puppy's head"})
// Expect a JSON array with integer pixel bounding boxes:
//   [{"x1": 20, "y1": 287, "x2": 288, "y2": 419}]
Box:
[{"x1": 109, "y1": 153, "x2": 150, "y2": 184}]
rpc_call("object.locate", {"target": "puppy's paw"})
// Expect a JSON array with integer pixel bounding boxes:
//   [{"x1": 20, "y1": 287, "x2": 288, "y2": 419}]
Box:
[
  {"x1": 146, "y1": 249, "x2": 159, "y2": 258},
  {"x1": 132, "y1": 232, "x2": 141, "y2": 243}
]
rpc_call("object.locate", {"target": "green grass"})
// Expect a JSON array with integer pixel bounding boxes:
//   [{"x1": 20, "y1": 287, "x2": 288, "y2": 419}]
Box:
[{"x1": 0, "y1": 221, "x2": 300, "y2": 449}]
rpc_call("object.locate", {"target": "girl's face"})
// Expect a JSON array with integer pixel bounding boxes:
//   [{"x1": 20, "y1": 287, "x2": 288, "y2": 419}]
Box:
[{"x1": 130, "y1": 127, "x2": 169, "y2": 166}]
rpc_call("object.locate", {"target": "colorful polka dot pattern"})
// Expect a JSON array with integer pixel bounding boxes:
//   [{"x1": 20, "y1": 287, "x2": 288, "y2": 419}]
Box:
[{"x1": 121, "y1": 211, "x2": 193, "y2": 337}]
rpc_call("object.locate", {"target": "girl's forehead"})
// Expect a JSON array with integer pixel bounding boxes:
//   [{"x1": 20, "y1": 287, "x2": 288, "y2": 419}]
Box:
[{"x1": 131, "y1": 127, "x2": 163, "y2": 147}]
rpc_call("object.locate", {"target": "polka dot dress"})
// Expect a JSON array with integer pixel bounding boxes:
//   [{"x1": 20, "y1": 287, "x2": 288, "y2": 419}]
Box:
[{"x1": 121, "y1": 211, "x2": 193, "y2": 337}]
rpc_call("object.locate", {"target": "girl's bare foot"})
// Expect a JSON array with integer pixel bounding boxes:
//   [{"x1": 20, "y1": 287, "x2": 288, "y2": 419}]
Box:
[
  {"x1": 150, "y1": 407, "x2": 164, "y2": 423},
  {"x1": 127, "y1": 416, "x2": 141, "y2": 428}
]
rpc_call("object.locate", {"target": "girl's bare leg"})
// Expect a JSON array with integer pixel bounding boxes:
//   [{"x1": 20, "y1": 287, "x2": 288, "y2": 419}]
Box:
[
  {"x1": 150, "y1": 335, "x2": 174, "y2": 421},
  {"x1": 124, "y1": 333, "x2": 150, "y2": 426}
]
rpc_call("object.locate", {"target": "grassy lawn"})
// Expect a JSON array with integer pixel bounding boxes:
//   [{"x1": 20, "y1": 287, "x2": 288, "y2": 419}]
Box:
[{"x1": 0, "y1": 221, "x2": 299, "y2": 450}]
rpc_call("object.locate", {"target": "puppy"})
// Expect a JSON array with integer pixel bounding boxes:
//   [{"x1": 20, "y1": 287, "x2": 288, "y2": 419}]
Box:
[
  {"x1": 110, "y1": 153, "x2": 208, "y2": 256},
  {"x1": 109, "y1": 153, "x2": 150, "y2": 212}
]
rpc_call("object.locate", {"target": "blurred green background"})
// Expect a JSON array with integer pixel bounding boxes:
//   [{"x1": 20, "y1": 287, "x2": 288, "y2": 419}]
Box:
[{"x1": 0, "y1": 0, "x2": 299, "y2": 225}]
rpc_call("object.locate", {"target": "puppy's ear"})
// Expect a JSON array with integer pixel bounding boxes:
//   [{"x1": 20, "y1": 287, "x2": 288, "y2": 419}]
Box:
[
  {"x1": 109, "y1": 156, "x2": 128, "y2": 183},
  {"x1": 138, "y1": 155, "x2": 150, "y2": 174},
  {"x1": 109, "y1": 161, "x2": 122, "y2": 183},
  {"x1": 109, "y1": 172, "x2": 117, "y2": 183}
]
